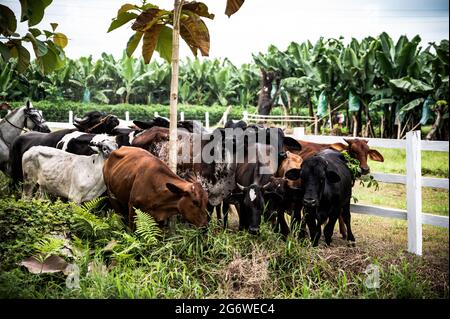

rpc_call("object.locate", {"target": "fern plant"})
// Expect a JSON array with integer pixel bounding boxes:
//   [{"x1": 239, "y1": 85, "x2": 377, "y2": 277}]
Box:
[
  {"x1": 71, "y1": 197, "x2": 111, "y2": 239},
  {"x1": 33, "y1": 236, "x2": 65, "y2": 261},
  {"x1": 134, "y1": 209, "x2": 162, "y2": 246}
]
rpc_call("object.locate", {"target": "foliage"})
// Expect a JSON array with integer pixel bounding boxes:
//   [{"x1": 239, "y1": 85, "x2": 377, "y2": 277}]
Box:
[
  {"x1": 341, "y1": 150, "x2": 379, "y2": 191},
  {"x1": 0, "y1": 1, "x2": 68, "y2": 74}
]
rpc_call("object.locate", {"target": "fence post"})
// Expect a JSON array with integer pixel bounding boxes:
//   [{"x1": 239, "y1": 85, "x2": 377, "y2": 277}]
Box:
[
  {"x1": 180, "y1": 111, "x2": 184, "y2": 121},
  {"x1": 243, "y1": 111, "x2": 248, "y2": 122},
  {"x1": 125, "y1": 111, "x2": 130, "y2": 122},
  {"x1": 406, "y1": 130, "x2": 422, "y2": 256},
  {"x1": 154, "y1": 112, "x2": 159, "y2": 118},
  {"x1": 69, "y1": 110, "x2": 73, "y2": 125},
  {"x1": 205, "y1": 112, "x2": 209, "y2": 130}
]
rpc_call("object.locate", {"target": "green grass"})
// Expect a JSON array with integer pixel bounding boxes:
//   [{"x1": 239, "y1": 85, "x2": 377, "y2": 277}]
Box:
[
  {"x1": 0, "y1": 197, "x2": 447, "y2": 299},
  {"x1": 369, "y1": 147, "x2": 448, "y2": 178}
]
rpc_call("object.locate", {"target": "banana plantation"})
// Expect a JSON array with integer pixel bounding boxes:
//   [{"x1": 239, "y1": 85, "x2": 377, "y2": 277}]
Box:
[{"x1": 1, "y1": 32, "x2": 448, "y2": 140}]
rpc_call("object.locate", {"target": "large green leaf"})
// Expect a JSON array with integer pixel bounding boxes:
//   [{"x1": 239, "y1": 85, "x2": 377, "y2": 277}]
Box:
[
  {"x1": 126, "y1": 31, "x2": 144, "y2": 57},
  {"x1": 24, "y1": 32, "x2": 48, "y2": 57},
  {"x1": 0, "y1": 42, "x2": 11, "y2": 61},
  {"x1": 398, "y1": 98, "x2": 424, "y2": 114},
  {"x1": 390, "y1": 76, "x2": 433, "y2": 93},
  {"x1": 0, "y1": 4, "x2": 17, "y2": 36},
  {"x1": 53, "y1": 32, "x2": 68, "y2": 49},
  {"x1": 108, "y1": 12, "x2": 138, "y2": 33},
  {"x1": 155, "y1": 25, "x2": 173, "y2": 63},
  {"x1": 9, "y1": 41, "x2": 31, "y2": 73},
  {"x1": 19, "y1": 0, "x2": 52, "y2": 27}
]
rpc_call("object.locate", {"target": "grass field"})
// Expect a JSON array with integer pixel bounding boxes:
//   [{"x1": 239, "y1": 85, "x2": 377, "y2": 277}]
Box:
[{"x1": 0, "y1": 145, "x2": 448, "y2": 299}]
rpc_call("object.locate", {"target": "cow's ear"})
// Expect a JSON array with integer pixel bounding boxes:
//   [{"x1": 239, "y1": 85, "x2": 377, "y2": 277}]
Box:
[
  {"x1": 368, "y1": 149, "x2": 384, "y2": 162},
  {"x1": 330, "y1": 143, "x2": 347, "y2": 152},
  {"x1": 285, "y1": 168, "x2": 301, "y2": 181},
  {"x1": 166, "y1": 183, "x2": 187, "y2": 195},
  {"x1": 283, "y1": 137, "x2": 302, "y2": 152},
  {"x1": 326, "y1": 170, "x2": 341, "y2": 183}
]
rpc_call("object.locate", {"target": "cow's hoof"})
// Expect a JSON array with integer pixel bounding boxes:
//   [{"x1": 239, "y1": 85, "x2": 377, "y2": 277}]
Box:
[{"x1": 341, "y1": 234, "x2": 347, "y2": 240}]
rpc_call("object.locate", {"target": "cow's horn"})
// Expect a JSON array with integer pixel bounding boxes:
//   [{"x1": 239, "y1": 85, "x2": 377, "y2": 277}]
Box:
[
  {"x1": 262, "y1": 182, "x2": 271, "y2": 189},
  {"x1": 236, "y1": 183, "x2": 245, "y2": 191},
  {"x1": 74, "y1": 116, "x2": 88, "y2": 123}
]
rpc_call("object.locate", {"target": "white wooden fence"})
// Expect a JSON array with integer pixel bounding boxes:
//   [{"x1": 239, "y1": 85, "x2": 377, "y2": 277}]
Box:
[{"x1": 290, "y1": 129, "x2": 449, "y2": 256}]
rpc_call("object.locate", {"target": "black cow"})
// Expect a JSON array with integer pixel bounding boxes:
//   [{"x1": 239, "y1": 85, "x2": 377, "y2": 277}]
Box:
[
  {"x1": 73, "y1": 111, "x2": 119, "y2": 134},
  {"x1": 133, "y1": 117, "x2": 206, "y2": 133},
  {"x1": 300, "y1": 149, "x2": 354, "y2": 246}
]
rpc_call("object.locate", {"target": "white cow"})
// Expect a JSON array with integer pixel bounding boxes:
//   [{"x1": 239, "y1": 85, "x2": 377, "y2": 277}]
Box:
[{"x1": 22, "y1": 140, "x2": 117, "y2": 204}]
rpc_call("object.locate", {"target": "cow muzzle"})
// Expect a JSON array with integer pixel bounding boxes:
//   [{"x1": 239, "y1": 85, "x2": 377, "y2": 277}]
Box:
[
  {"x1": 360, "y1": 166, "x2": 370, "y2": 175},
  {"x1": 249, "y1": 226, "x2": 260, "y2": 235},
  {"x1": 303, "y1": 198, "x2": 318, "y2": 207}
]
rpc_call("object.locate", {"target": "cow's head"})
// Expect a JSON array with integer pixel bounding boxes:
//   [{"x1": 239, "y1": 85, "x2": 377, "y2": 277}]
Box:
[
  {"x1": 89, "y1": 139, "x2": 118, "y2": 158},
  {"x1": 331, "y1": 138, "x2": 384, "y2": 175},
  {"x1": 75, "y1": 111, "x2": 119, "y2": 134},
  {"x1": 166, "y1": 181, "x2": 209, "y2": 228},
  {"x1": 300, "y1": 155, "x2": 340, "y2": 208},
  {"x1": 277, "y1": 151, "x2": 302, "y2": 181},
  {"x1": 232, "y1": 181, "x2": 272, "y2": 234},
  {"x1": 23, "y1": 101, "x2": 51, "y2": 133}
]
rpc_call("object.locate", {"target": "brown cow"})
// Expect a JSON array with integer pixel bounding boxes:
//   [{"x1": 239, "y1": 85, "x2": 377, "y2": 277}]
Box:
[
  {"x1": 103, "y1": 146, "x2": 209, "y2": 229},
  {"x1": 297, "y1": 138, "x2": 384, "y2": 174}
]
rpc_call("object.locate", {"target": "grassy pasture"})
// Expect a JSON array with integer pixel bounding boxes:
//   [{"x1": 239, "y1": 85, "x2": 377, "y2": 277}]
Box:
[{"x1": 0, "y1": 144, "x2": 447, "y2": 299}]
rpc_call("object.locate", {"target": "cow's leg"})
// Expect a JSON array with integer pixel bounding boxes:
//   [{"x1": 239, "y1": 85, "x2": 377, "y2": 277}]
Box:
[
  {"x1": 304, "y1": 209, "x2": 319, "y2": 246},
  {"x1": 338, "y1": 216, "x2": 347, "y2": 239},
  {"x1": 206, "y1": 202, "x2": 215, "y2": 223},
  {"x1": 277, "y1": 210, "x2": 290, "y2": 238},
  {"x1": 128, "y1": 204, "x2": 136, "y2": 231},
  {"x1": 324, "y1": 214, "x2": 339, "y2": 246},
  {"x1": 342, "y1": 202, "x2": 355, "y2": 245},
  {"x1": 222, "y1": 201, "x2": 230, "y2": 229}
]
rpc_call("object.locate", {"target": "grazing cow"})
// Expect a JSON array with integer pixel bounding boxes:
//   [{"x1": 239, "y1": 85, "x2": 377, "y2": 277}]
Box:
[
  {"x1": 9, "y1": 129, "x2": 76, "y2": 185},
  {"x1": 298, "y1": 138, "x2": 384, "y2": 175},
  {"x1": 296, "y1": 138, "x2": 384, "y2": 239},
  {"x1": 300, "y1": 149, "x2": 354, "y2": 246},
  {"x1": 224, "y1": 120, "x2": 247, "y2": 130},
  {"x1": 227, "y1": 144, "x2": 302, "y2": 234},
  {"x1": 103, "y1": 146, "x2": 209, "y2": 229},
  {"x1": 22, "y1": 140, "x2": 118, "y2": 204},
  {"x1": 73, "y1": 111, "x2": 119, "y2": 134}
]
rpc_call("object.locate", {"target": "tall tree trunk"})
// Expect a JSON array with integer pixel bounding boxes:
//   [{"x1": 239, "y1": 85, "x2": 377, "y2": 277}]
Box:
[
  {"x1": 426, "y1": 104, "x2": 444, "y2": 140},
  {"x1": 168, "y1": 0, "x2": 184, "y2": 173}
]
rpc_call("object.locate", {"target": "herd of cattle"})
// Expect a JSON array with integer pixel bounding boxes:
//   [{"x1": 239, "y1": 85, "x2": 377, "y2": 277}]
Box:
[{"x1": 0, "y1": 102, "x2": 385, "y2": 246}]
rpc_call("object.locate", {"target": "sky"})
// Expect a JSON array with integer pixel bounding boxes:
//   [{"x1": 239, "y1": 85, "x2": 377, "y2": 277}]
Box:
[{"x1": 3, "y1": 0, "x2": 449, "y2": 65}]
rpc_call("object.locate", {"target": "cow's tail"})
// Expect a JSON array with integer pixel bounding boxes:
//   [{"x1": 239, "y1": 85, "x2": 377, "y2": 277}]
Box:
[{"x1": 9, "y1": 139, "x2": 24, "y2": 187}]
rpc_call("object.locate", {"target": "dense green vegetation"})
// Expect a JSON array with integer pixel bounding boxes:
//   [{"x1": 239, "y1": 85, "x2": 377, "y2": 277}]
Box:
[{"x1": 2, "y1": 33, "x2": 448, "y2": 139}]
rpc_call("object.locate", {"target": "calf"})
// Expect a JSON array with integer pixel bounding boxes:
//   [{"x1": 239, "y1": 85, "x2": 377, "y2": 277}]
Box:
[
  {"x1": 300, "y1": 149, "x2": 354, "y2": 246},
  {"x1": 103, "y1": 147, "x2": 209, "y2": 229},
  {"x1": 22, "y1": 140, "x2": 117, "y2": 204}
]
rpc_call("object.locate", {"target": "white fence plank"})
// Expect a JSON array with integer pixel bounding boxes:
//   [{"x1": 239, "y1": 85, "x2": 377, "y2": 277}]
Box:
[
  {"x1": 406, "y1": 131, "x2": 422, "y2": 256},
  {"x1": 371, "y1": 173, "x2": 449, "y2": 190},
  {"x1": 350, "y1": 204, "x2": 449, "y2": 229},
  {"x1": 286, "y1": 134, "x2": 449, "y2": 152}
]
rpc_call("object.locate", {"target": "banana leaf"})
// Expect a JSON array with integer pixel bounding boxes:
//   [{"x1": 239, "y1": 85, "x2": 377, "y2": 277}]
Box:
[{"x1": 348, "y1": 91, "x2": 360, "y2": 112}]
